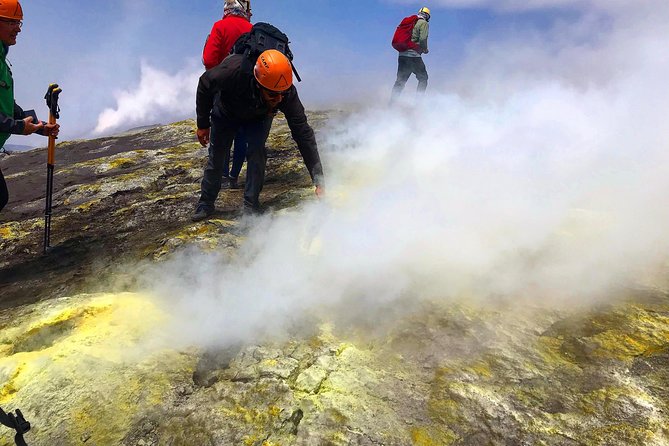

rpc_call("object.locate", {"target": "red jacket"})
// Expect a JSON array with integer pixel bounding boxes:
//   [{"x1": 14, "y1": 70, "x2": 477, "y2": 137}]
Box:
[{"x1": 202, "y1": 15, "x2": 252, "y2": 70}]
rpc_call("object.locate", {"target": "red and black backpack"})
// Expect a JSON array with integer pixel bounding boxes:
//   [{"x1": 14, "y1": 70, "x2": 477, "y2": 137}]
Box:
[
  {"x1": 232, "y1": 22, "x2": 302, "y2": 82},
  {"x1": 392, "y1": 15, "x2": 422, "y2": 53}
]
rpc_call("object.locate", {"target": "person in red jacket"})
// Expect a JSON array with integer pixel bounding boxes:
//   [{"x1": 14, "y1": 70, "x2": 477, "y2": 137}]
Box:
[{"x1": 202, "y1": 0, "x2": 252, "y2": 189}]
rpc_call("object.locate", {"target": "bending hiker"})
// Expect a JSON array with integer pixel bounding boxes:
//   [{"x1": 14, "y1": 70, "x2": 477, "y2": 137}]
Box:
[
  {"x1": 203, "y1": 0, "x2": 252, "y2": 190},
  {"x1": 390, "y1": 7, "x2": 431, "y2": 103},
  {"x1": 0, "y1": 0, "x2": 59, "y2": 213},
  {"x1": 193, "y1": 48, "x2": 324, "y2": 221}
]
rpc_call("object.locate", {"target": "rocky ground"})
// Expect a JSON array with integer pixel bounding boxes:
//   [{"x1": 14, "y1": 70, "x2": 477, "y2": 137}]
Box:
[
  {"x1": 0, "y1": 114, "x2": 668, "y2": 446},
  {"x1": 0, "y1": 115, "x2": 327, "y2": 309}
]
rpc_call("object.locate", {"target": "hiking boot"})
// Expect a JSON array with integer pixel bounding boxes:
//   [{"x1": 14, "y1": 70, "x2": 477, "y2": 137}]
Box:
[
  {"x1": 242, "y1": 202, "x2": 267, "y2": 216},
  {"x1": 229, "y1": 177, "x2": 241, "y2": 189},
  {"x1": 191, "y1": 204, "x2": 215, "y2": 222}
]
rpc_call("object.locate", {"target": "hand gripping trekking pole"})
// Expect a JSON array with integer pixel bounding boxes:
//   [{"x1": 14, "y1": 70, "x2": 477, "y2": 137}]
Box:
[
  {"x1": 43, "y1": 83, "x2": 61, "y2": 254},
  {"x1": 0, "y1": 407, "x2": 31, "y2": 446}
]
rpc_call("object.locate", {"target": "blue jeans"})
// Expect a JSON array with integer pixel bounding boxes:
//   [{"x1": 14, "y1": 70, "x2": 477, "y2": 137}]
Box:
[{"x1": 230, "y1": 130, "x2": 247, "y2": 179}]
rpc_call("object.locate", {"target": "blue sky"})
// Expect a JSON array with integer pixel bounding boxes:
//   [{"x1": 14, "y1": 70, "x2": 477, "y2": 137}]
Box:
[{"x1": 4, "y1": 0, "x2": 662, "y2": 146}]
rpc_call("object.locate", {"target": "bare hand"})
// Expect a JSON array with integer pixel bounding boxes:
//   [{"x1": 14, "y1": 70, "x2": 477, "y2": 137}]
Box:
[
  {"x1": 315, "y1": 185, "x2": 324, "y2": 199},
  {"x1": 21, "y1": 116, "x2": 44, "y2": 135},
  {"x1": 197, "y1": 128, "x2": 210, "y2": 147},
  {"x1": 44, "y1": 123, "x2": 60, "y2": 138}
]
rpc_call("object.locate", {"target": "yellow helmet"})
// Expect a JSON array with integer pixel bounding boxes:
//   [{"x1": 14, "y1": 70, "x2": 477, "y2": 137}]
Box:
[
  {"x1": 419, "y1": 6, "x2": 431, "y2": 16},
  {"x1": 0, "y1": 0, "x2": 22, "y2": 20}
]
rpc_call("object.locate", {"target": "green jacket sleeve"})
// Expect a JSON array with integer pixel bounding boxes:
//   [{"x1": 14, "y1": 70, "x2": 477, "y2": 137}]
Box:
[{"x1": 414, "y1": 19, "x2": 429, "y2": 53}]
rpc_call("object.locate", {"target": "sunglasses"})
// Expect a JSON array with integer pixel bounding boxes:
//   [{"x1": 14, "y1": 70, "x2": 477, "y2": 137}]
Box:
[
  {"x1": 262, "y1": 87, "x2": 288, "y2": 99},
  {"x1": 0, "y1": 18, "x2": 22, "y2": 28}
]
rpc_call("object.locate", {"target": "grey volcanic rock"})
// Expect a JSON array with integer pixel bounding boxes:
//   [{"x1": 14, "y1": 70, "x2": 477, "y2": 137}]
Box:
[
  {"x1": 0, "y1": 115, "x2": 329, "y2": 308},
  {"x1": 0, "y1": 113, "x2": 668, "y2": 446}
]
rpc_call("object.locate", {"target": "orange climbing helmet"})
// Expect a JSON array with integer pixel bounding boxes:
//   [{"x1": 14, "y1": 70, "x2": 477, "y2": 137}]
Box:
[
  {"x1": 0, "y1": 0, "x2": 22, "y2": 20},
  {"x1": 254, "y1": 49, "x2": 293, "y2": 92}
]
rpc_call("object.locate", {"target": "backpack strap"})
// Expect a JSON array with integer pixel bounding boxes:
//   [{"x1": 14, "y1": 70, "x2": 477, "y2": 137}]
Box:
[{"x1": 291, "y1": 62, "x2": 302, "y2": 83}]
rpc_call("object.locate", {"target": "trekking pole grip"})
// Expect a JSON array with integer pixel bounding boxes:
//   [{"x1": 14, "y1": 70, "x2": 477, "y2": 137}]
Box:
[{"x1": 44, "y1": 83, "x2": 61, "y2": 165}]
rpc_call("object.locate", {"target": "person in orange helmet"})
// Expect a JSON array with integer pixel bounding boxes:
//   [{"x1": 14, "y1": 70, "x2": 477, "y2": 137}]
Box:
[
  {"x1": 193, "y1": 49, "x2": 324, "y2": 220},
  {"x1": 0, "y1": 0, "x2": 59, "y2": 213}
]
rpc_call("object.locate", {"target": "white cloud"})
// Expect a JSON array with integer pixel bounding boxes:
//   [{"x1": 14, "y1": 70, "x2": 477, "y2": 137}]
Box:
[
  {"x1": 94, "y1": 60, "x2": 201, "y2": 135},
  {"x1": 435, "y1": 0, "x2": 669, "y2": 97}
]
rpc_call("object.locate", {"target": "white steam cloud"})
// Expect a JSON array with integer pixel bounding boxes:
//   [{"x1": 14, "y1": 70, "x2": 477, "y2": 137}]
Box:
[
  {"x1": 94, "y1": 60, "x2": 201, "y2": 135},
  {"x1": 144, "y1": 1, "x2": 669, "y2": 349}
]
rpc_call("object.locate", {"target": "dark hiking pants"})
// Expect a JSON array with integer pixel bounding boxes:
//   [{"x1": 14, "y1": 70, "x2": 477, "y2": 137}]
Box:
[
  {"x1": 392, "y1": 56, "x2": 428, "y2": 99},
  {"x1": 0, "y1": 166, "x2": 8, "y2": 213},
  {"x1": 211, "y1": 105, "x2": 248, "y2": 179},
  {"x1": 198, "y1": 110, "x2": 273, "y2": 210}
]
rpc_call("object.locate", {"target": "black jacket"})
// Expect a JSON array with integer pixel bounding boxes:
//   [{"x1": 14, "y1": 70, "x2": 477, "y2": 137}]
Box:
[
  {"x1": 0, "y1": 102, "x2": 27, "y2": 135},
  {"x1": 196, "y1": 55, "x2": 323, "y2": 185}
]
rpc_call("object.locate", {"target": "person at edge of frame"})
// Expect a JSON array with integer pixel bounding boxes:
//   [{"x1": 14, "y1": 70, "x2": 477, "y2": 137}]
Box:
[{"x1": 0, "y1": 0, "x2": 60, "y2": 213}]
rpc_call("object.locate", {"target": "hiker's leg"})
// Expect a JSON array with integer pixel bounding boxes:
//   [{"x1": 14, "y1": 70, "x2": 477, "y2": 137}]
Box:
[
  {"x1": 414, "y1": 57, "x2": 429, "y2": 93},
  {"x1": 0, "y1": 167, "x2": 8, "y2": 213},
  {"x1": 230, "y1": 127, "x2": 248, "y2": 180},
  {"x1": 217, "y1": 125, "x2": 231, "y2": 179},
  {"x1": 199, "y1": 114, "x2": 236, "y2": 207},
  {"x1": 211, "y1": 98, "x2": 232, "y2": 179},
  {"x1": 243, "y1": 115, "x2": 273, "y2": 210},
  {"x1": 391, "y1": 56, "x2": 413, "y2": 101}
]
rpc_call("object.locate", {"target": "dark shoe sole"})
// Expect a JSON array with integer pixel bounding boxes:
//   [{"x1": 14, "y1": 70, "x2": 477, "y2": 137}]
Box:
[{"x1": 191, "y1": 208, "x2": 215, "y2": 222}]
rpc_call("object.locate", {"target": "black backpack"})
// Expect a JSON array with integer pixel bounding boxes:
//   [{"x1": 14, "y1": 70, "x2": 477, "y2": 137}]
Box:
[{"x1": 232, "y1": 22, "x2": 302, "y2": 82}]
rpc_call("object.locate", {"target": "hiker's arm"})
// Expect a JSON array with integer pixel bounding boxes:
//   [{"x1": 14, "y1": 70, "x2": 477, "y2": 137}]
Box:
[
  {"x1": 418, "y1": 21, "x2": 429, "y2": 53},
  {"x1": 280, "y1": 88, "x2": 324, "y2": 187},
  {"x1": 195, "y1": 75, "x2": 214, "y2": 146},
  {"x1": 13, "y1": 102, "x2": 49, "y2": 136},
  {"x1": 12, "y1": 102, "x2": 24, "y2": 119},
  {"x1": 202, "y1": 25, "x2": 225, "y2": 70},
  {"x1": 0, "y1": 105, "x2": 25, "y2": 135},
  {"x1": 196, "y1": 70, "x2": 222, "y2": 130}
]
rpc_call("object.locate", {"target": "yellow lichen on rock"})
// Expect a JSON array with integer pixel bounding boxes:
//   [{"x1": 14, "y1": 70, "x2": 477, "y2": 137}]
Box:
[
  {"x1": 0, "y1": 292, "x2": 197, "y2": 445},
  {"x1": 0, "y1": 223, "x2": 19, "y2": 240},
  {"x1": 581, "y1": 306, "x2": 669, "y2": 361},
  {"x1": 75, "y1": 198, "x2": 103, "y2": 213},
  {"x1": 411, "y1": 426, "x2": 459, "y2": 446},
  {"x1": 108, "y1": 157, "x2": 136, "y2": 169}
]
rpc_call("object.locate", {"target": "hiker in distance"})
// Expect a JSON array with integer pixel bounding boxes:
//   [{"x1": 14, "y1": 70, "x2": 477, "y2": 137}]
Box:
[
  {"x1": 0, "y1": 0, "x2": 59, "y2": 213},
  {"x1": 193, "y1": 48, "x2": 324, "y2": 221},
  {"x1": 202, "y1": 0, "x2": 252, "y2": 190},
  {"x1": 390, "y1": 6, "x2": 431, "y2": 103}
]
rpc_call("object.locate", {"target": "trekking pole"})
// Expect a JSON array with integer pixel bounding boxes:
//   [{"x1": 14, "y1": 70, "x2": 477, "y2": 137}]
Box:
[
  {"x1": 43, "y1": 83, "x2": 61, "y2": 255},
  {"x1": 0, "y1": 407, "x2": 31, "y2": 446}
]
